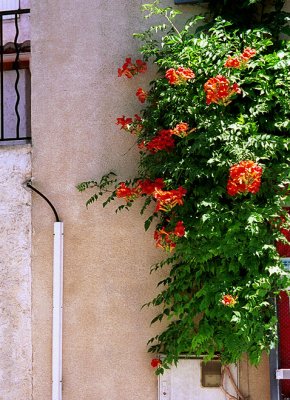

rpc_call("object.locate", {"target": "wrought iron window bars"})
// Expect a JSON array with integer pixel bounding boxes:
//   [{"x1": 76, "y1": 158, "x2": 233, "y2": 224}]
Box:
[{"x1": 0, "y1": 8, "x2": 30, "y2": 143}]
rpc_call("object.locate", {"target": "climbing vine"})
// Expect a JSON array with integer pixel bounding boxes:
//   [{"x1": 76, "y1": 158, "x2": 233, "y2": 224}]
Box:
[{"x1": 78, "y1": 1, "x2": 290, "y2": 372}]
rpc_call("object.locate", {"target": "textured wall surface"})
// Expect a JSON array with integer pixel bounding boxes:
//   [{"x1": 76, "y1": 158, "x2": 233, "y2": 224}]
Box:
[
  {"x1": 0, "y1": 145, "x2": 32, "y2": 400},
  {"x1": 30, "y1": 0, "x2": 287, "y2": 399}
]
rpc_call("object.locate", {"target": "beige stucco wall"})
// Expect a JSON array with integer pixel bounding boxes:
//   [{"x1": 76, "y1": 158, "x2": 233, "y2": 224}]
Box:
[
  {"x1": 0, "y1": 145, "x2": 32, "y2": 400},
  {"x1": 30, "y1": 1, "x2": 287, "y2": 399}
]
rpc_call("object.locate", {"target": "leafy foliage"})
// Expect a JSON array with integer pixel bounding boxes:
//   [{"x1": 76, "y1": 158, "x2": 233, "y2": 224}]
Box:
[
  {"x1": 207, "y1": 0, "x2": 289, "y2": 39},
  {"x1": 76, "y1": 172, "x2": 117, "y2": 208},
  {"x1": 78, "y1": 1, "x2": 290, "y2": 372}
]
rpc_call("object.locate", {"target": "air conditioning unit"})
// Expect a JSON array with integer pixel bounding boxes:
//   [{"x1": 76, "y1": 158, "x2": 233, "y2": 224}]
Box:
[{"x1": 158, "y1": 358, "x2": 238, "y2": 400}]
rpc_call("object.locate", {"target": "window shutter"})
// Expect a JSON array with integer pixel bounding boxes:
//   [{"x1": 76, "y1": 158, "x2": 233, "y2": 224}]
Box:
[{"x1": 277, "y1": 208, "x2": 290, "y2": 398}]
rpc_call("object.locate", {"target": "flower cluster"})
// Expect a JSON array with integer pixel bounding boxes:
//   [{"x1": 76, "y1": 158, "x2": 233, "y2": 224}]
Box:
[
  {"x1": 138, "y1": 178, "x2": 165, "y2": 195},
  {"x1": 204, "y1": 75, "x2": 241, "y2": 105},
  {"x1": 116, "y1": 178, "x2": 165, "y2": 203},
  {"x1": 171, "y1": 122, "x2": 195, "y2": 138},
  {"x1": 154, "y1": 221, "x2": 185, "y2": 252},
  {"x1": 136, "y1": 87, "x2": 148, "y2": 103},
  {"x1": 242, "y1": 47, "x2": 256, "y2": 59},
  {"x1": 227, "y1": 160, "x2": 263, "y2": 196},
  {"x1": 116, "y1": 114, "x2": 143, "y2": 135},
  {"x1": 118, "y1": 58, "x2": 147, "y2": 78},
  {"x1": 116, "y1": 182, "x2": 141, "y2": 202},
  {"x1": 154, "y1": 187, "x2": 187, "y2": 212},
  {"x1": 139, "y1": 123, "x2": 194, "y2": 153},
  {"x1": 225, "y1": 47, "x2": 257, "y2": 69},
  {"x1": 221, "y1": 294, "x2": 237, "y2": 307},
  {"x1": 165, "y1": 66, "x2": 195, "y2": 85},
  {"x1": 224, "y1": 57, "x2": 241, "y2": 68},
  {"x1": 116, "y1": 180, "x2": 187, "y2": 215},
  {"x1": 144, "y1": 129, "x2": 175, "y2": 153}
]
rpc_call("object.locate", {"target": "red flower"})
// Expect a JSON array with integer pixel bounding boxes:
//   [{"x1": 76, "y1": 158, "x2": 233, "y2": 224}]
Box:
[
  {"x1": 145, "y1": 129, "x2": 175, "y2": 153},
  {"x1": 154, "y1": 228, "x2": 176, "y2": 252},
  {"x1": 137, "y1": 140, "x2": 146, "y2": 150},
  {"x1": 171, "y1": 122, "x2": 196, "y2": 138},
  {"x1": 118, "y1": 58, "x2": 147, "y2": 78},
  {"x1": 224, "y1": 56, "x2": 241, "y2": 68},
  {"x1": 171, "y1": 122, "x2": 189, "y2": 138},
  {"x1": 227, "y1": 160, "x2": 263, "y2": 196},
  {"x1": 135, "y1": 59, "x2": 147, "y2": 74},
  {"x1": 151, "y1": 358, "x2": 162, "y2": 368},
  {"x1": 241, "y1": 47, "x2": 256, "y2": 60},
  {"x1": 174, "y1": 221, "x2": 185, "y2": 237},
  {"x1": 138, "y1": 178, "x2": 165, "y2": 195},
  {"x1": 116, "y1": 182, "x2": 141, "y2": 202},
  {"x1": 221, "y1": 294, "x2": 237, "y2": 307},
  {"x1": 154, "y1": 221, "x2": 185, "y2": 252},
  {"x1": 225, "y1": 48, "x2": 256, "y2": 69},
  {"x1": 165, "y1": 66, "x2": 195, "y2": 85},
  {"x1": 116, "y1": 116, "x2": 133, "y2": 130},
  {"x1": 136, "y1": 87, "x2": 148, "y2": 103},
  {"x1": 116, "y1": 114, "x2": 143, "y2": 135},
  {"x1": 154, "y1": 187, "x2": 187, "y2": 212},
  {"x1": 204, "y1": 75, "x2": 241, "y2": 106},
  {"x1": 177, "y1": 66, "x2": 195, "y2": 80},
  {"x1": 165, "y1": 68, "x2": 180, "y2": 85}
]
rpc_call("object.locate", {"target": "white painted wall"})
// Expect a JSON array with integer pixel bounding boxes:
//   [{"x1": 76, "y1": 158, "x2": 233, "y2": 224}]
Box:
[{"x1": 0, "y1": 145, "x2": 32, "y2": 400}]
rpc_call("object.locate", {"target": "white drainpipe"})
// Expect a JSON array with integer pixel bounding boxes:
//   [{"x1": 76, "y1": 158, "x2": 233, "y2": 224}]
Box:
[
  {"x1": 24, "y1": 181, "x2": 64, "y2": 400},
  {"x1": 52, "y1": 222, "x2": 64, "y2": 400}
]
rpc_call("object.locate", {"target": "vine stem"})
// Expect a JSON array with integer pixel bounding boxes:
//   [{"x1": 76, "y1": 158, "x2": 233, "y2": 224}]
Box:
[
  {"x1": 220, "y1": 365, "x2": 247, "y2": 400},
  {"x1": 165, "y1": 12, "x2": 182, "y2": 38},
  {"x1": 122, "y1": 140, "x2": 139, "y2": 156}
]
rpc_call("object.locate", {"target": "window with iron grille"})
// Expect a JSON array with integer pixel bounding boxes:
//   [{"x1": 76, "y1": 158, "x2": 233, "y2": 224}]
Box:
[{"x1": 0, "y1": 7, "x2": 31, "y2": 144}]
